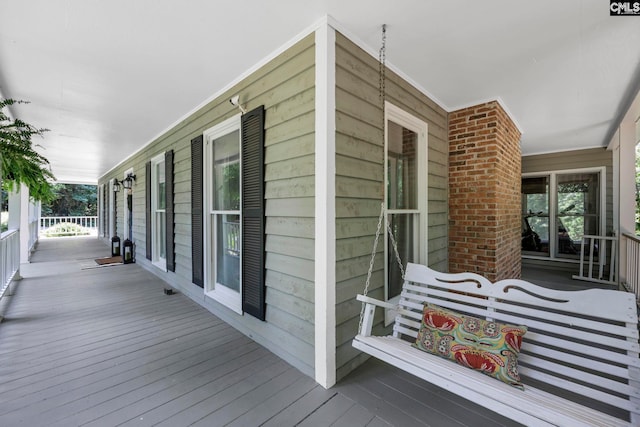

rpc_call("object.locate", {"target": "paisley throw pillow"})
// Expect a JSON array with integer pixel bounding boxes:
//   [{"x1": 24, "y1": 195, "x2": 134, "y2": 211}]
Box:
[{"x1": 413, "y1": 302, "x2": 527, "y2": 389}]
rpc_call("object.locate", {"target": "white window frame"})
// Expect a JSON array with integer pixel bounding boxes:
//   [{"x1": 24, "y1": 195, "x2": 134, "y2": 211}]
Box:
[
  {"x1": 203, "y1": 114, "x2": 243, "y2": 314},
  {"x1": 384, "y1": 102, "x2": 428, "y2": 324},
  {"x1": 522, "y1": 166, "x2": 606, "y2": 262},
  {"x1": 150, "y1": 153, "x2": 167, "y2": 271}
]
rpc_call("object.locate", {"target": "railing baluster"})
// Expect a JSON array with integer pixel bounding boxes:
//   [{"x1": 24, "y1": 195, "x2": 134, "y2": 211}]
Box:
[
  {"x1": 622, "y1": 233, "x2": 640, "y2": 304},
  {"x1": 1, "y1": 229, "x2": 20, "y2": 300},
  {"x1": 572, "y1": 234, "x2": 618, "y2": 286},
  {"x1": 39, "y1": 216, "x2": 99, "y2": 237}
]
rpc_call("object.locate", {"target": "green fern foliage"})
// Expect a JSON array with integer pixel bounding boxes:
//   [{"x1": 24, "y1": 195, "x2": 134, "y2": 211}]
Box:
[{"x1": 0, "y1": 98, "x2": 55, "y2": 202}]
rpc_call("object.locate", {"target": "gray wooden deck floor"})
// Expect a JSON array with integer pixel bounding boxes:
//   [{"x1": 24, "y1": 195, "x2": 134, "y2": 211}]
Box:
[{"x1": 0, "y1": 237, "x2": 520, "y2": 427}]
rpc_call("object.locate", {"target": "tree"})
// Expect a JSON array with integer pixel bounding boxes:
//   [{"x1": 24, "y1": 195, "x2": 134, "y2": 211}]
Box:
[
  {"x1": 0, "y1": 98, "x2": 55, "y2": 202},
  {"x1": 41, "y1": 184, "x2": 97, "y2": 216}
]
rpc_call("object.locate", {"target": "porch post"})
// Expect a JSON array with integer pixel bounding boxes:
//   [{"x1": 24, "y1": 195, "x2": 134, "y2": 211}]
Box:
[
  {"x1": 314, "y1": 19, "x2": 336, "y2": 389},
  {"x1": 7, "y1": 184, "x2": 30, "y2": 278},
  {"x1": 8, "y1": 187, "x2": 20, "y2": 232},
  {"x1": 613, "y1": 113, "x2": 639, "y2": 286}
]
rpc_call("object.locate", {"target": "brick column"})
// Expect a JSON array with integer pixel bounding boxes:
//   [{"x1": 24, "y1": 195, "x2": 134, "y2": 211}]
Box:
[{"x1": 448, "y1": 101, "x2": 522, "y2": 281}]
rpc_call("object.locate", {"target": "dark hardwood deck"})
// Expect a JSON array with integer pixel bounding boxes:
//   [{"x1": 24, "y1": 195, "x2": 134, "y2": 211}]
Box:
[{"x1": 0, "y1": 237, "x2": 520, "y2": 427}]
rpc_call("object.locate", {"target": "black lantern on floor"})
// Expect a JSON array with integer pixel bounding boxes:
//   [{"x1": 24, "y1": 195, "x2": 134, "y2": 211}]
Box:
[
  {"x1": 111, "y1": 235, "x2": 121, "y2": 257},
  {"x1": 123, "y1": 238, "x2": 134, "y2": 264}
]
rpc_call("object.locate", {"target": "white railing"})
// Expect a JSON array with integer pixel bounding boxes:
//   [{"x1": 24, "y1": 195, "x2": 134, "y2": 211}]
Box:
[
  {"x1": 28, "y1": 217, "x2": 38, "y2": 253},
  {"x1": 1, "y1": 229, "x2": 20, "y2": 300},
  {"x1": 621, "y1": 233, "x2": 640, "y2": 303},
  {"x1": 40, "y1": 216, "x2": 98, "y2": 237},
  {"x1": 572, "y1": 235, "x2": 618, "y2": 286},
  {"x1": 223, "y1": 220, "x2": 240, "y2": 257}
]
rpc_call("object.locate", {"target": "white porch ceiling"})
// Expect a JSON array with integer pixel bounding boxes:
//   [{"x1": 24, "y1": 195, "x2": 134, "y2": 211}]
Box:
[{"x1": 1, "y1": 0, "x2": 639, "y2": 184}]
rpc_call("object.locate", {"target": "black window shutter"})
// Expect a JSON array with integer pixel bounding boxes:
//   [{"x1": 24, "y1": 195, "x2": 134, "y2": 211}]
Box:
[
  {"x1": 165, "y1": 150, "x2": 175, "y2": 272},
  {"x1": 191, "y1": 135, "x2": 204, "y2": 287},
  {"x1": 145, "y1": 161, "x2": 152, "y2": 260},
  {"x1": 241, "y1": 106, "x2": 266, "y2": 321}
]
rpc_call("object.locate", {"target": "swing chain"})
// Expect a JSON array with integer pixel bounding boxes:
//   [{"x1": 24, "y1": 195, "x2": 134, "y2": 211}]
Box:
[
  {"x1": 358, "y1": 203, "x2": 385, "y2": 334},
  {"x1": 379, "y1": 23, "x2": 387, "y2": 111},
  {"x1": 358, "y1": 24, "x2": 391, "y2": 335},
  {"x1": 387, "y1": 220, "x2": 406, "y2": 280},
  {"x1": 358, "y1": 202, "x2": 407, "y2": 334},
  {"x1": 362, "y1": 203, "x2": 385, "y2": 299}
]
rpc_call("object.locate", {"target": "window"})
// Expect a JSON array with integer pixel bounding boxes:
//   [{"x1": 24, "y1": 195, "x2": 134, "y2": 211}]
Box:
[
  {"x1": 204, "y1": 115, "x2": 242, "y2": 313},
  {"x1": 522, "y1": 176, "x2": 550, "y2": 255},
  {"x1": 385, "y1": 103, "x2": 428, "y2": 303},
  {"x1": 192, "y1": 106, "x2": 265, "y2": 319},
  {"x1": 522, "y1": 168, "x2": 604, "y2": 260},
  {"x1": 151, "y1": 153, "x2": 166, "y2": 270}
]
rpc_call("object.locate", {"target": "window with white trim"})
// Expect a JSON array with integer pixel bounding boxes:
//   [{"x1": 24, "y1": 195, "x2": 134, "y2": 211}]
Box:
[
  {"x1": 150, "y1": 153, "x2": 166, "y2": 270},
  {"x1": 204, "y1": 115, "x2": 242, "y2": 313},
  {"x1": 522, "y1": 168, "x2": 605, "y2": 260},
  {"x1": 385, "y1": 103, "x2": 428, "y2": 303}
]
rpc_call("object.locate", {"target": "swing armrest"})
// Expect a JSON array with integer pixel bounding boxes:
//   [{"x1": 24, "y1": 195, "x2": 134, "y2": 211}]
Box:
[
  {"x1": 356, "y1": 294, "x2": 397, "y2": 337},
  {"x1": 356, "y1": 294, "x2": 396, "y2": 310}
]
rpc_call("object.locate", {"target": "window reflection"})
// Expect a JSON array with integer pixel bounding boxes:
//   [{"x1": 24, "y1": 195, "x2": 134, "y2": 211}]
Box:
[
  {"x1": 387, "y1": 120, "x2": 418, "y2": 299},
  {"x1": 521, "y1": 172, "x2": 600, "y2": 259}
]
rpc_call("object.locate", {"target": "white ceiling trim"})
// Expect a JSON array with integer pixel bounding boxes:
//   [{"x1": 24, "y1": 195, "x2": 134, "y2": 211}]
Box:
[
  {"x1": 101, "y1": 13, "x2": 457, "y2": 181},
  {"x1": 100, "y1": 15, "x2": 332, "y2": 181},
  {"x1": 328, "y1": 14, "x2": 525, "y2": 138},
  {"x1": 327, "y1": 15, "x2": 449, "y2": 113},
  {"x1": 521, "y1": 144, "x2": 608, "y2": 158}
]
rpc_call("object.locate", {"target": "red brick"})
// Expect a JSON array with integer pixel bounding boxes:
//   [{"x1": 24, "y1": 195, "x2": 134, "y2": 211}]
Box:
[{"x1": 448, "y1": 101, "x2": 521, "y2": 282}]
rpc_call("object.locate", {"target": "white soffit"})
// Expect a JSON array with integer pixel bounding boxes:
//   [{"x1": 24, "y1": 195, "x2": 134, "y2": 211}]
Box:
[{"x1": 0, "y1": 0, "x2": 639, "y2": 182}]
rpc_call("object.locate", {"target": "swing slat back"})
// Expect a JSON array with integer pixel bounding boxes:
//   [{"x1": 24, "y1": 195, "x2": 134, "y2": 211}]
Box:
[{"x1": 354, "y1": 263, "x2": 640, "y2": 425}]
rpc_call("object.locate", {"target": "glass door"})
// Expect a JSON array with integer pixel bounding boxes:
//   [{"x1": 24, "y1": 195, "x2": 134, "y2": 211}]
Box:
[{"x1": 555, "y1": 172, "x2": 600, "y2": 259}]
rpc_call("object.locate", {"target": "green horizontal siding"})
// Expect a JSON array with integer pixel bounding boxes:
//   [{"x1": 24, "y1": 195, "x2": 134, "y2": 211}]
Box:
[
  {"x1": 334, "y1": 32, "x2": 449, "y2": 380},
  {"x1": 99, "y1": 33, "x2": 317, "y2": 377}
]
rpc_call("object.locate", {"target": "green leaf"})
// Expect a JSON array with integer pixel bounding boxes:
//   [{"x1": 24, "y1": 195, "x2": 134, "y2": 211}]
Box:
[{"x1": 1, "y1": 98, "x2": 55, "y2": 202}]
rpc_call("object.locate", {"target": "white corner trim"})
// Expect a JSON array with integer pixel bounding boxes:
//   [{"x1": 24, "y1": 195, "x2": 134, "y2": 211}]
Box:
[{"x1": 314, "y1": 22, "x2": 336, "y2": 389}]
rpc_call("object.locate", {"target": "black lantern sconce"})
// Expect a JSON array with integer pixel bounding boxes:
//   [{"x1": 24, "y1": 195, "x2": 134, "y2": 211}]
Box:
[
  {"x1": 111, "y1": 178, "x2": 121, "y2": 256},
  {"x1": 122, "y1": 172, "x2": 136, "y2": 264},
  {"x1": 122, "y1": 173, "x2": 136, "y2": 190}
]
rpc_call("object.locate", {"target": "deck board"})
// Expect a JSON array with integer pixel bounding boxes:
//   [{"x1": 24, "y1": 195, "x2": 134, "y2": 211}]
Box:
[
  {"x1": 0, "y1": 237, "x2": 529, "y2": 426},
  {"x1": 260, "y1": 385, "x2": 336, "y2": 427},
  {"x1": 296, "y1": 394, "x2": 359, "y2": 426}
]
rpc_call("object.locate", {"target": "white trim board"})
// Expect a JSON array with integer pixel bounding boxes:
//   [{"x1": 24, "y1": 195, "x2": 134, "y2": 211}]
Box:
[
  {"x1": 101, "y1": 14, "x2": 522, "y2": 181},
  {"x1": 314, "y1": 22, "x2": 337, "y2": 389}
]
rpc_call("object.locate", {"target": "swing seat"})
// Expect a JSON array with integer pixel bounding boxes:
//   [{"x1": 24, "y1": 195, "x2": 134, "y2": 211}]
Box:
[{"x1": 353, "y1": 263, "x2": 640, "y2": 427}]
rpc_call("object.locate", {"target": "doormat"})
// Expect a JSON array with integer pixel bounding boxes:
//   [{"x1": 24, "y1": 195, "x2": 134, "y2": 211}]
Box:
[{"x1": 95, "y1": 256, "x2": 123, "y2": 265}]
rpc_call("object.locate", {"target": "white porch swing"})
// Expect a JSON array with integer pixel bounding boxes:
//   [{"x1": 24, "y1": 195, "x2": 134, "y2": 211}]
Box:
[{"x1": 351, "y1": 25, "x2": 640, "y2": 427}]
